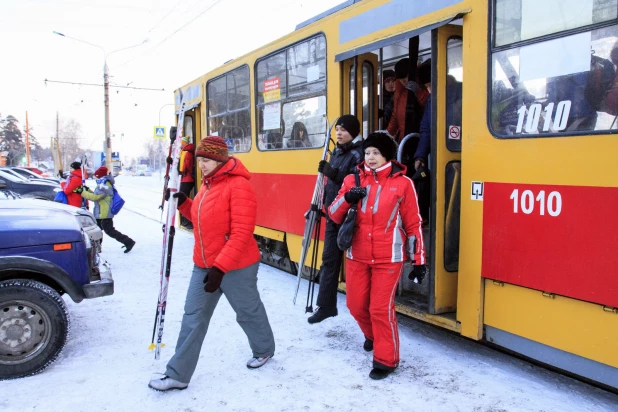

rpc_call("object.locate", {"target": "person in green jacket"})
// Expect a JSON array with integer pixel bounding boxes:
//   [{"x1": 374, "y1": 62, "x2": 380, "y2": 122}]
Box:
[{"x1": 81, "y1": 166, "x2": 135, "y2": 253}]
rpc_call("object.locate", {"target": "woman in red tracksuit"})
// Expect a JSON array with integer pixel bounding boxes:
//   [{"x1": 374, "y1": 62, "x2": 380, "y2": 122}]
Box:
[{"x1": 328, "y1": 131, "x2": 425, "y2": 380}]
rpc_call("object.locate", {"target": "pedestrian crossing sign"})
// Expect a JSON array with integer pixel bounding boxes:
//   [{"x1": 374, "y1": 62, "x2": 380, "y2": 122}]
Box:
[{"x1": 154, "y1": 126, "x2": 166, "y2": 140}]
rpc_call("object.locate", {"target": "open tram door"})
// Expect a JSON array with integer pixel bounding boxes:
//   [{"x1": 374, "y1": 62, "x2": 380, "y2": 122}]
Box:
[
  {"x1": 342, "y1": 53, "x2": 379, "y2": 139},
  {"x1": 338, "y1": 21, "x2": 464, "y2": 330}
]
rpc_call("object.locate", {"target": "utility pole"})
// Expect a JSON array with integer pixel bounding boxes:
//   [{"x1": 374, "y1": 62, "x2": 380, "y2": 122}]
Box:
[
  {"x1": 104, "y1": 62, "x2": 112, "y2": 170},
  {"x1": 25, "y1": 111, "x2": 31, "y2": 166}
]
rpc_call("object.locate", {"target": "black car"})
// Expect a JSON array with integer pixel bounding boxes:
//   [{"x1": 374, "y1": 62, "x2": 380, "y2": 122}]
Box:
[
  {"x1": 10, "y1": 167, "x2": 60, "y2": 184},
  {"x1": 0, "y1": 170, "x2": 61, "y2": 201}
]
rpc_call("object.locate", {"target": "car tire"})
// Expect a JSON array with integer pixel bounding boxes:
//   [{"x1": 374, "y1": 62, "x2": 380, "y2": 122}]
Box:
[{"x1": 0, "y1": 279, "x2": 69, "y2": 380}]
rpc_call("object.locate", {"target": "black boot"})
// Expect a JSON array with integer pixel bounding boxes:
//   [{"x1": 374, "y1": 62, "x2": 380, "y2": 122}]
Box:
[
  {"x1": 307, "y1": 306, "x2": 338, "y2": 324},
  {"x1": 363, "y1": 338, "x2": 373, "y2": 352},
  {"x1": 369, "y1": 368, "x2": 393, "y2": 380},
  {"x1": 122, "y1": 239, "x2": 136, "y2": 253}
]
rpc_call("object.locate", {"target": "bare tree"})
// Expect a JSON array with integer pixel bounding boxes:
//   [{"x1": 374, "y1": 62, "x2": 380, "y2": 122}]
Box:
[
  {"x1": 0, "y1": 114, "x2": 25, "y2": 166},
  {"x1": 143, "y1": 138, "x2": 168, "y2": 170},
  {"x1": 58, "y1": 118, "x2": 85, "y2": 169}
]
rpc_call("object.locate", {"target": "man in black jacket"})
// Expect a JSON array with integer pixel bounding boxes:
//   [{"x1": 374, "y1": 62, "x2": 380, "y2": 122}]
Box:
[{"x1": 308, "y1": 114, "x2": 363, "y2": 324}]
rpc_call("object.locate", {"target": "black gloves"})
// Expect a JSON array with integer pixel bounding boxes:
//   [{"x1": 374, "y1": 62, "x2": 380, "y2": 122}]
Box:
[
  {"x1": 318, "y1": 160, "x2": 338, "y2": 179},
  {"x1": 164, "y1": 189, "x2": 187, "y2": 206},
  {"x1": 73, "y1": 186, "x2": 84, "y2": 194},
  {"x1": 344, "y1": 187, "x2": 367, "y2": 204},
  {"x1": 408, "y1": 265, "x2": 426, "y2": 284},
  {"x1": 203, "y1": 266, "x2": 225, "y2": 293},
  {"x1": 166, "y1": 157, "x2": 173, "y2": 165}
]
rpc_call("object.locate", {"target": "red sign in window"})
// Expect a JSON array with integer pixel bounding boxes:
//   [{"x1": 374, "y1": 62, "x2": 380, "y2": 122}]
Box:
[{"x1": 481, "y1": 182, "x2": 618, "y2": 308}]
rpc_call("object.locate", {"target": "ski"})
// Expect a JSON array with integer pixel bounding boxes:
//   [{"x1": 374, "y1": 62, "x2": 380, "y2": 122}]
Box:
[
  {"x1": 149, "y1": 91, "x2": 188, "y2": 359},
  {"x1": 293, "y1": 117, "x2": 337, "y2": 305},
  {"x1": 158, "y1": 126, "x2": 177, "y2": 221}
]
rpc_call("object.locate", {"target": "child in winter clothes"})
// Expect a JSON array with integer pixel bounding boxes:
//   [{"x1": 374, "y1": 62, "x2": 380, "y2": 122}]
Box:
[
  {"x1": 81, "y1": 166, "x2": 135, "y2": 253},
  {"x1": 61, "y1": 161, "x2": 85, "y2": 208}
]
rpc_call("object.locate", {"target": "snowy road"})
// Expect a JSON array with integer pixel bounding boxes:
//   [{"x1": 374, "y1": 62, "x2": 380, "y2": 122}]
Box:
[{"x1": 4, "y1": 174, "x2": 617, "y2": 412}]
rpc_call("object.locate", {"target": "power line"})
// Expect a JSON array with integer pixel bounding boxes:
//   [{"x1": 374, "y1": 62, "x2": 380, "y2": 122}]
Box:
[
  {"x1": 116, "y1": 0, "x2": 225, "y2": 70},
  {"x1": 44, "y1": 79, "x2": 165, "y2": 92}
]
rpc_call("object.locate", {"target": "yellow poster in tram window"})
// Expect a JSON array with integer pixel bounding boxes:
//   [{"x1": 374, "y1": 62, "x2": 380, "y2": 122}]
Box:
[{"x1": 263, "y1": 77, "x2": 281, "y2": 102}]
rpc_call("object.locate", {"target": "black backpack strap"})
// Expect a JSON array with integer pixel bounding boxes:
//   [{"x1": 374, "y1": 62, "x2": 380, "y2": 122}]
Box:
[{"x1": 354, "y1": 172, "x2": 360, "y2": 188}]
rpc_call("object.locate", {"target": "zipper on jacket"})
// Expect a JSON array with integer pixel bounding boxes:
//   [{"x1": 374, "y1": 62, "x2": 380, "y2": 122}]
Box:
[{"x1": 197, "y1": 187, "x2": 209, "y2": 265}]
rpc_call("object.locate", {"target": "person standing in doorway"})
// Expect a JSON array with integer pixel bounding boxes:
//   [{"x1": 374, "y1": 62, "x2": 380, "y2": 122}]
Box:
[
  {"x1": 307, "y1": 115, "x2": 363, "y2": 324},
  {"x1": 149, "y1": 135, "x2": 275, "y2": 392}
]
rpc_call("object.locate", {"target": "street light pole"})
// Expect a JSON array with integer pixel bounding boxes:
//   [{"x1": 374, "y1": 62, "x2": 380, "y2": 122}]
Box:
[{"x1": 53, "y1": 31, "x2": 146, "y2": 172}]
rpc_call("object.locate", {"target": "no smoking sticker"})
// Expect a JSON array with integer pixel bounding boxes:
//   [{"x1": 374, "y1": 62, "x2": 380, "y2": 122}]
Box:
[{"x1": 449, "y1": 125, "x2": 461, "y2": 140}]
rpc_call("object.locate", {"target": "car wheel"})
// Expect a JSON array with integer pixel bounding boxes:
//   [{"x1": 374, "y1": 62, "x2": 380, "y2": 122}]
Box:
[{"x1": 0, "y1": 279, "x2": 69, "y2": 380}]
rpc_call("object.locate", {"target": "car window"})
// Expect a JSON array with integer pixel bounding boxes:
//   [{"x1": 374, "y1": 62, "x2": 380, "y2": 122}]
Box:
[{"x1": 0, "y1": 170, "x2": 22, "y2": 182}]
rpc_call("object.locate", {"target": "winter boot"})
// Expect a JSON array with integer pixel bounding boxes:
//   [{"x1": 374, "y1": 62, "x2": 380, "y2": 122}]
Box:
[
  {"x1": 246, "y1": 355, "x2": 273, "y2": 369},
  {"x1": 307, "y1": 306, "x2": 338, "y2": 324},
  {"x1": 369, "y1": 368, "x2": 393, "y2": 380},
  {"x1": 148, "y1": 374, "x2": 188, "y2": 391},
  {"x1": 122, "y1": 239, "x2": 136, "y2": 254},
  {"x1": 363, "y1": 338, "x2": 373, "y2": 352}
]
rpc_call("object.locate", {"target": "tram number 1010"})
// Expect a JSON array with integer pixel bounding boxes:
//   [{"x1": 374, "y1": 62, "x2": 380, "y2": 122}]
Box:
[
  {"x1": 509, "y1": 189, "x2": 562, "y2": 216},
  {"x1": 516, "y1": 100, "x2": 572, "y2": 134}
]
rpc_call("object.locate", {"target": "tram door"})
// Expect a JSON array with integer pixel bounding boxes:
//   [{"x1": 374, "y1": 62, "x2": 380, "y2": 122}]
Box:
[
  {"x1": 342, "y1": 54, "x2": 379, "y2": 139},
  {"x1": 430, "y1": 24, "x2": 463, "y2": 314}
]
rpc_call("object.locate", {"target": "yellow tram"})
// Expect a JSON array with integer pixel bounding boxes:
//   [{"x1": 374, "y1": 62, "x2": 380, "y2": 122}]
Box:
[{"x1": 174, "y1": 0, "x2": 618, "y2": 390}]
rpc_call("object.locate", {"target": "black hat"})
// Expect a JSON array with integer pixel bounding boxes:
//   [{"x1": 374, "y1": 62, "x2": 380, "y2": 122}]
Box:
[
  {"x1": 363, "y1": 131, "x2": 397, "y2": 161},
  {"x1": 383, "y1": 69, "x2": 396, "y2": 80},
  {"x1": 337, "y1": 114, "x2": 360, "y2": 138},
  {"x1": 70, "y1": 161, "x2": 82, "y2": 170},
  {"x1": 418, "y1": 59, "x2": 432, "y2": 85},
  {"x1": 394, "y1": 58, "x2": 409, "y2": 79}
]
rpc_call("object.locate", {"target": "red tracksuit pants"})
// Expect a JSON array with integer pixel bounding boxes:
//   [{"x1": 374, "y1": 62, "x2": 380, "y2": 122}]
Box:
[{"x1": 345, "y1": 259, "x2": 403, "y2": 369}]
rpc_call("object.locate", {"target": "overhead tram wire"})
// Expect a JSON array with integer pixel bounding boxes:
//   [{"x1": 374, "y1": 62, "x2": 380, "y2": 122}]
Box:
[
  {"x1": 115, "y1": 0, "x2": 225, "y2": 70},
  {"x1": 44, "y1": 79, "x2": 165, "y2": 92}
]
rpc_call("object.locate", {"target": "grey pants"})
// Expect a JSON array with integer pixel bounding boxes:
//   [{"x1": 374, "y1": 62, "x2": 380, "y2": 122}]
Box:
[{"x1": 165, "y1": 263, "x2": 275, "y2": 383}]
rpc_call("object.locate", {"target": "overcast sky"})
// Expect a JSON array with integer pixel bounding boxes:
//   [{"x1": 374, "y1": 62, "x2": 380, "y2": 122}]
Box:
[{"x1": 0, "y1": 0, "x2": 342, "y2": 158}]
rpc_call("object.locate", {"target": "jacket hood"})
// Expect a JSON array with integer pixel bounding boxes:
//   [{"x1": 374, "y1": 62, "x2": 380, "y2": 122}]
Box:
[
  {"x1": 98, "y1": 174, "x2": 115, "y2": 185},
  {"x1": 182, "y1": 143, "x2": 195, "y2": 151},
  {"x1": 203, "y1": 157, "x2": 251, "y2": 184},
  {"x1": 70, "y1": 169, "x2": 83, "y2": 178}
]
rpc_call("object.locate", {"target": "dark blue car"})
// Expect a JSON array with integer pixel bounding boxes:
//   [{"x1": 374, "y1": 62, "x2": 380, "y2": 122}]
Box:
[{"x1": 0, "y1": 205, "x2": 113, "y2": 379}]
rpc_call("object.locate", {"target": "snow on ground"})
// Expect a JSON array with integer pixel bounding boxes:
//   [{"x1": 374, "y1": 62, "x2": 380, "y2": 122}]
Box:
[{"x1": 3, "y1": 175, "x2": 617, "y2": 412}]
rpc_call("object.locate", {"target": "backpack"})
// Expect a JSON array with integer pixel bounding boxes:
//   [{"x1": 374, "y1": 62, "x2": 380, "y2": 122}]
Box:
[
  {"x1": 110, "y1": 186, "x2": 125, "y2": 215},
  {"x1": 585, "y1": 55, "x2": 615, "y2": 111},
  {"x1": 54, "y1": 191, "x2": 69, "y2": 204}
]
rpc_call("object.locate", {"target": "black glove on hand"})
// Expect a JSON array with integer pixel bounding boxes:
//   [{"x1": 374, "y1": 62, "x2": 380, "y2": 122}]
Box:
[
  {"x1": 203, "y1": 266, "x2": 225, "y2": 293},
  {"x1": 166, "y1": 157, "x2": 173, "y2": 165},
  {"x1": 408, "y1": 265, "x2": 426, "y2": 284},
  {"x1": 318, "y1": 160, "x2": 338, "y2": 179},
  {"x1": 164, "y1": 189, "x2": 187, "y2": 206},
  {"x1": 74, "y1": 186, "x2": 84, "y2": 194},
  {"x1": 344, "y1": 187, "x2": 367, "y2": 204},
  {"x1": 83, "y1": 185, "x2": 91, "y2": 192}
]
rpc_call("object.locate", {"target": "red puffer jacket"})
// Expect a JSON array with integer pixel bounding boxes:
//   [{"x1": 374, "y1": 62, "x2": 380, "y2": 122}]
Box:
[
  {"x1": 328, "y1": 161, "x2": 425, "y2": 265},
  {"x1": 178, "y1": 157, "x2": 260, "y2": 272},
  {"x1": 61, "y1": 169, "x2": 83, "y2": 208}
]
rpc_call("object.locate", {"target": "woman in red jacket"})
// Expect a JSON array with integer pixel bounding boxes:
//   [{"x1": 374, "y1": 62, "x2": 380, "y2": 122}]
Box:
[
  {"x1": 329, "y1": 131, "x2": 425, "y2": 380},
  {"x1": 149, "y1": 136, "x2": 275, "y2": 392}
]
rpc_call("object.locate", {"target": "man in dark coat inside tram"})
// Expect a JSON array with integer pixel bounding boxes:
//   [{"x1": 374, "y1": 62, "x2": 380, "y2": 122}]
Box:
[{"x1": 308, "y1": 114, "x2": 363, "y2": 324}]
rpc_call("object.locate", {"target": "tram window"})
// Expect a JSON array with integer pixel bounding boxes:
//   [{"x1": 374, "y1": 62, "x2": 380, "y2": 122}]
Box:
[
  {"x1": 350, "y1": 64, "x2": 356, "y2": 115},
  {"x1": 287, "y1": 36, "x2": 326, "y2": 97},
  {"x1": 490, "y1": 23, "x2": 618, "y2": 138},
  {"x1": 495, "y1": 0, "x2": 618, "y2": 47},
  {"x1": 183, "y1": 115, "x2": 194, "y2": 142},
  {"x1": 446, "y1": 37, "x2": 463, "y2": 152},
  {"x1": 206, "y1": 65, "x2": 251, "y2": 153},
  {"x1": 255, "y1": 34, "x2": 327, "y2": 151},
  {"x1": 362, "y1": 62, "x2": 374, "y2": 137}
]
